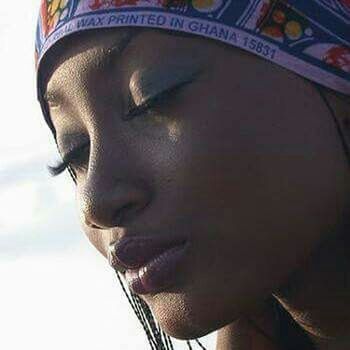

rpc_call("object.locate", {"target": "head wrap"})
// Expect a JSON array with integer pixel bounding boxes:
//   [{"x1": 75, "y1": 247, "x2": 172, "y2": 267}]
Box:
[{"x1": 36, "y1": 0, "x2": 350, "y2": 96}]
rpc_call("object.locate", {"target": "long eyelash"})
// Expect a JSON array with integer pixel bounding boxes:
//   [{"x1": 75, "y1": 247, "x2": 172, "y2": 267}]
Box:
[
  {"x1": 48, "y1": 78, "x2": 192, "y2": 175},
  {"x1": 47, "y1": 142, "x2": 89, "y2": 177},
  {"x1": 47, "y1": 159, "x2": 69, "y2": 177}
]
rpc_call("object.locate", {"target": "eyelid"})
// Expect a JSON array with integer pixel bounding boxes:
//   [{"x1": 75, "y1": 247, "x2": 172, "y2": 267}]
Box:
[
  {"x1": 61, "y1": 141, "x2": 90, "y2": 164},
  {"x1": 129, "y1": 64, "x2": 203, "y2": 106},
  {"x1": 125, "y1": 72, "x2": 200, "y2": 119},
  {"x1": 44, "y1": 91, "x2": 61, "y2": 108}
]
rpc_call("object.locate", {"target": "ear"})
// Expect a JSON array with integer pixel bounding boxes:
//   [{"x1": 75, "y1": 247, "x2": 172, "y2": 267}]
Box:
[{"x1": 317, "y1": 87, "x2": 350, "y2": 166}]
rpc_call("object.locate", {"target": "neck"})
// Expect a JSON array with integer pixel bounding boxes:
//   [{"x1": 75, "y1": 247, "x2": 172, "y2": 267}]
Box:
[
  {"x1": 216, "y1": 221, "x2": 350, "y2": 350},
  {"x1": 273, "y1": 220, "x2": 350, "y2": 350},
  {"x1": 215, "y1": 299, "x2": 287, "y2": 350},
  {"x1": 215, "y1": 319, "x2": 277, "y2": 350}
]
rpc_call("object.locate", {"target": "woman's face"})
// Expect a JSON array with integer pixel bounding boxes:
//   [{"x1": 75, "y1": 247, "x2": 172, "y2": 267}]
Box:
[{"x1": 43, "y1": 27, "x2": 350, "y2": 339}]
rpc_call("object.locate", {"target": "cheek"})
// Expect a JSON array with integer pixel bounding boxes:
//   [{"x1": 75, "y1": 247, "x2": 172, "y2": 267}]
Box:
[{"x1": 143, "y1": 77, "x2": 347, "y2": 339}]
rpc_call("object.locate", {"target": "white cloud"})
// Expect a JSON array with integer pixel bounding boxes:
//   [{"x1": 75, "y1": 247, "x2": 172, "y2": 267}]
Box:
[
  {"x1": 0, "y1": 153, "x2": 82, "y2": 258},
  {"x1": 0, "y1": 246, "x2": 217, "y2": 350},
  {"x1": 0, "y1": 181, "x2": 39, "y2": 230}
]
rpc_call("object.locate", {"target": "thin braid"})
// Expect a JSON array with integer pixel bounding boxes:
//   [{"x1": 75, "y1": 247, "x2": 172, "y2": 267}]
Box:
[
  {"x1": 137, "y1": 297, "x2": 163, "y2": 341},
  {"x1": 115, "y1": 272, "x2": 145, "y2": 326},
  {"x1": 114, "y1": 270, "x2": 207, "y2": 349},
  {"x1": 130, "y1": 293, "x2": 158, "y2": 349},
  {"x1": 138, "y1": 297, "x2": 170, "y2": 350},
  {"x1": 314, "y1": 83, "x2": 350, "y2": 167},
  {"x1": 134, "y1": 295, "x2": 166, "y2": 349},
  {"x1": 119, "y1": 274, "x2": 173, "y2": 350},
  {"x1": 115, "y1": 271, "x2": 158, "y2": 349},
  {"x1": 167, "y1": 334, "x2": 175, "y2": 350},
  {"x1": 161, "y1": 330, "x2": 172, "y2": 350},
  {"x1": 156, "y1": 319, "x2": 169, "y2": 349},
  {"x1": 135, "y1": 294, "x2": 206, "y2": 350},
  {"x1": 158, "y1": 329, "x2": 170, "y2": 350},
  {"x1": 194, "y1": 339, "x2": 207, "y2": 349}
]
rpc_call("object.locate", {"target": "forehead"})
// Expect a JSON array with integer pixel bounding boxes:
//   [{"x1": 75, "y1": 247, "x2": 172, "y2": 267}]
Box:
[
  {"x1": 40, "y1": 26, "x2": 261, "y2": 95},
  {"x1": 41, "y1": 27, "x2": 228, "y2": 134},
  {"x1": 40, "y1": 27, "x2": 141, "y2": 92},
  {"x1": 41, "y1": 27, "x2": 314, "y2": 126},
  {"x1": 41, "y1": 25, "x2": 317, "y2": 126}
]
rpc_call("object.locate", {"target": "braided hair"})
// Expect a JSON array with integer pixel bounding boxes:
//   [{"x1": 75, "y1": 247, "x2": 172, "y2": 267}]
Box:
[{"x1": 114, "y1": 269, "x2": 207, "y2": 350}]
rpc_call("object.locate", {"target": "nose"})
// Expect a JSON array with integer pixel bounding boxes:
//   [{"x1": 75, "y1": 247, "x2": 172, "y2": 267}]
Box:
[{"x1": 79, "y1": 175, "x2": 151, "y2": 229}]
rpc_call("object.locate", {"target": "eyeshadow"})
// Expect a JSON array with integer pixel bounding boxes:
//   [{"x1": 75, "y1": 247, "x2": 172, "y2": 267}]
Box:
[
  {"x1": 129, "y1": 59, "x2": 202, "y2": 107},
  {"x1": 57, "y1": 131, "x2": 89, "y2": 156}
]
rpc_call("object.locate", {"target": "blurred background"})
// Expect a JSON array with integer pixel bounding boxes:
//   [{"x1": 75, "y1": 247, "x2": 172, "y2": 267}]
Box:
[{"x1": 0, "y1": 2, "x2": 216, "y2": 349}]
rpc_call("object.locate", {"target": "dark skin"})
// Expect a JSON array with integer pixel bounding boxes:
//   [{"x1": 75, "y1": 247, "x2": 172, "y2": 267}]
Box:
[{"x1": 41, "y1": 27, "x2": 350, "y2": 349}]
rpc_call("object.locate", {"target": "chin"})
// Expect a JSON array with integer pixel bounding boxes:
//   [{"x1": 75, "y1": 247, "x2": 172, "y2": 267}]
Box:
[
  {"x1": 145, "y1": 291, "x2": 240, "y2": 341},
  {"x1": 157, "y1": 314, "x2": 216, "y2": 341}
]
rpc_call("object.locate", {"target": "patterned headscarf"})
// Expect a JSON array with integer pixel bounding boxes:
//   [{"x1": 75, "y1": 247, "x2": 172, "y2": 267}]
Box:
[{"x1": 36, "y1": 0, "x2": 350, "y2": 96}]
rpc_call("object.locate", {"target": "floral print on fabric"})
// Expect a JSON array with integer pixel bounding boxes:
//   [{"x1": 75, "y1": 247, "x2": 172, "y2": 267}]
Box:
[
  {"x1": 41, "y1": 0, "x2": 71, "y2": 36},
  {"x1": 35, "y1": 0, "x2": 350, "y2": 95}
]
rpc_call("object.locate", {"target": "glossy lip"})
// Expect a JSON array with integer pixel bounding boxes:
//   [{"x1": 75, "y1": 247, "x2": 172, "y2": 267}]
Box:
[
  {"x1": 108, "y1": 233, "x2": 189, "y2": 294},
  {"x1": 108, "y1": 233, "x2": 188, "y2": 271},
  {"x1": 124, "y1": 240, "x2": 189, "y2": 295}
]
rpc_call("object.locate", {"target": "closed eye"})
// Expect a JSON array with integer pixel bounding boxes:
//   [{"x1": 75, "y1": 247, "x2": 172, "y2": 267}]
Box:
[
  {"x1": 47, "y1": 142, "x2": 90, "y2": 177},
  {"x1": 123, "y1": 78, "x2": 194, "y2": 121}
]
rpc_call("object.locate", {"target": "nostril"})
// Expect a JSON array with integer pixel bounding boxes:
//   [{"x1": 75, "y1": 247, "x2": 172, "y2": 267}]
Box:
[
  {"x1": 84, "y1": 203, "x2": 137, "y2": 229},
  {"x1": 85, "y1": 219, "x2": 103, "y2": 230},
  {"x1": 114, "y1": 203, "x2": 136, "y2": 227},
  {"x1": 90, "y1": 224, "x2": 99, "y2": 229},
  {"x1": 84, "y1": 216, "x2": 102, "y2": 229}
]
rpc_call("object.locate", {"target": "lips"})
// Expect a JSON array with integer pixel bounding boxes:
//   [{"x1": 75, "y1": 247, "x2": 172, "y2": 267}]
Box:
[{"x1": 109, "y1": 234, "x2": 188, "y2": 271}]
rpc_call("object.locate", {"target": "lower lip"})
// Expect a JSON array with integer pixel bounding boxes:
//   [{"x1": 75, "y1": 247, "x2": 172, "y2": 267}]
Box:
[{"x1": 124, "y1": 242, "x2": 188, "y2": 295}]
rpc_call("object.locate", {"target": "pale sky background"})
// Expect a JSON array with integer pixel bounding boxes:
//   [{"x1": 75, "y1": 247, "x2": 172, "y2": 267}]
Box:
[{"x1": 0, "y1": 2, "x2": 216, "y2": 349}]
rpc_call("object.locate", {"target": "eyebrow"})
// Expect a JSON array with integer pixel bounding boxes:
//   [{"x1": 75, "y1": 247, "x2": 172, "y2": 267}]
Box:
[
  {"x1": 103, "y1": 29, "x2": 141, "y2": 68},
  {"x1": 43, "y1": 29, "x2": 142, "y2": 103},
  {"x1": 110, "y1": 29, "x2": 140, "y2": 55}
]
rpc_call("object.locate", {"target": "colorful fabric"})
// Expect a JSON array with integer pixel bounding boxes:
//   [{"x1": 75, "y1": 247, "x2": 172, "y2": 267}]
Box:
[{"x1": 36, "y1": 0, "x2": 350, "y2": 95}]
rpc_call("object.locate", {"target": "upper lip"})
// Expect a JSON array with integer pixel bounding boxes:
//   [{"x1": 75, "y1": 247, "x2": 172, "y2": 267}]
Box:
[{"x1": 109, "y1": 233, "x2": 188, "y2": 271}]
